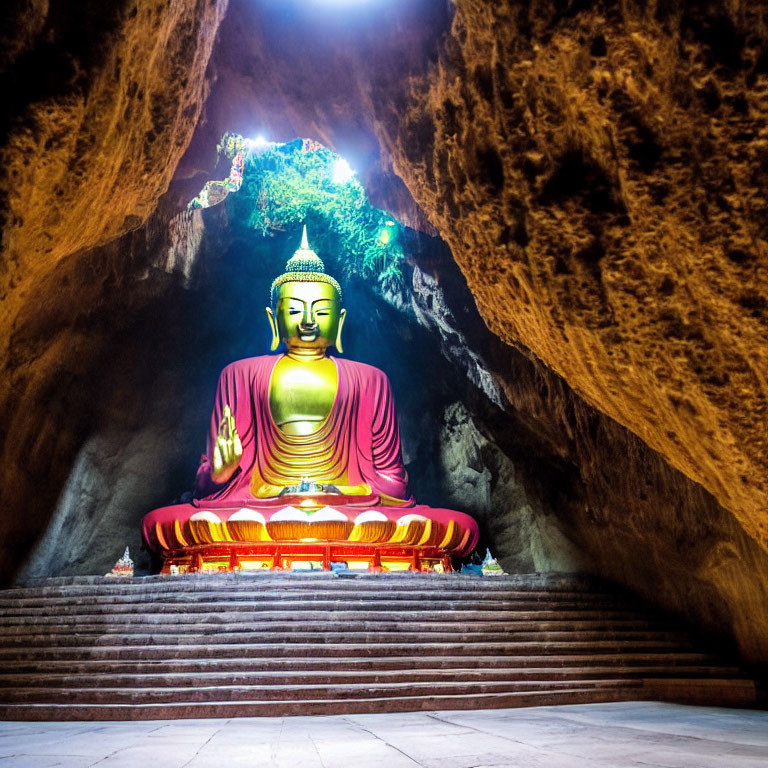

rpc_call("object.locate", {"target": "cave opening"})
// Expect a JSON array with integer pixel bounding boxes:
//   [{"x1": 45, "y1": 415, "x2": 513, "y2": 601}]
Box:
[{"x1": 187, "y1": 132, "x2": 411, "y2": 301}]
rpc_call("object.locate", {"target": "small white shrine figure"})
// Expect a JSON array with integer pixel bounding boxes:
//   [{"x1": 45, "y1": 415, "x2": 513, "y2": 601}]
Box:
[{"x1": 106, "y1": 547, "x2": 134, "y2": 578}]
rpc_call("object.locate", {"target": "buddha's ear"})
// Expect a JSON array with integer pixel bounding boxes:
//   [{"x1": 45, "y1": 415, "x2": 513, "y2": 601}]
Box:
[
  {"x1": 265, "y1": 307, "x2": 280, "y2": 352},
  {"x1": 335, "y1": 308, "x2": 347, "y2": 354}
]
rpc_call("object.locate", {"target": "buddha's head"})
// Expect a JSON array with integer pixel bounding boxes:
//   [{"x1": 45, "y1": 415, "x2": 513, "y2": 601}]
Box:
[{"x1": 266, "y1": 226, "x2": 346, "y2": 355}]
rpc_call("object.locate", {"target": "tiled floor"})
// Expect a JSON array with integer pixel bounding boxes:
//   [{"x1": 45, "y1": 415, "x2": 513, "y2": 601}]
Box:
[{"x1": 1, "y1": 702, "x2": 767, "y2": 768}]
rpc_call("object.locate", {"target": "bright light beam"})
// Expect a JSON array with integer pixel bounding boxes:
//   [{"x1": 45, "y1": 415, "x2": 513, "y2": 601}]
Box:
[
  {"x1": 331, "y1": 158, "x2": 355, "y2": 184},
  {"x1": 244, "y1": 135, "x2": 270, "y2": 152}
]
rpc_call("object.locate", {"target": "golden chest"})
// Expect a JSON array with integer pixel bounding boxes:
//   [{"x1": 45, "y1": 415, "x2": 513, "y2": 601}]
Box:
[{"x1": 268, "y1": 356, "x2": 338, "y2": 436}]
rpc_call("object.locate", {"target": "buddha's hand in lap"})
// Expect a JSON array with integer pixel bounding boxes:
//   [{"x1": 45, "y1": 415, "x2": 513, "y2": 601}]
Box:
[
  {"x1": 211, "y1": 404, "x2": 242, "y2": 484},
  {"x1": 255, "y1": 482, "x2": 372, "y2": 499}
]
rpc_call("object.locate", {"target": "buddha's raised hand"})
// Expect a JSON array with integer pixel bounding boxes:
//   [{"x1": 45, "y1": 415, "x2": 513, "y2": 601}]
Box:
[{"x1": 211, "y1": 404, "x2": 242, "y2": 483}]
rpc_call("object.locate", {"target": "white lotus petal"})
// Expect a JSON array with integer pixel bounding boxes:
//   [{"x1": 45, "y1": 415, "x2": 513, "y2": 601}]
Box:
[
  {"x1": 189, "y1": 511, "x2": 222, "y2": 523},
  {"x1": 395, "y1": 514, "x2": 428, "y2": 526},
  {"x1": 228, "y1": 508, "x2": 267, "y2": 524},
  {"x1": 270, "y1": 507, "x2": 308, "y2": 522},
  {"x1": 308, "y1": 507, "x2": 349, "y2": 523},
  {"x1": 354, "y1": 510, "x2": 389, "y2": 524}
]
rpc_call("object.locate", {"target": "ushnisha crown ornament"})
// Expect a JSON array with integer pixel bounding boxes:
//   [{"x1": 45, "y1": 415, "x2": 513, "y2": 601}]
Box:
[{"x1": 270, "y1": 225, "x2": 342, "y2": 305}]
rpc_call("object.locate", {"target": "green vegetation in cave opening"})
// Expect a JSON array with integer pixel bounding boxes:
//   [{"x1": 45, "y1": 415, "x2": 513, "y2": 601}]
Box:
[{"x1": 189, "y1": 132, "x2": 407, "y2": 294}]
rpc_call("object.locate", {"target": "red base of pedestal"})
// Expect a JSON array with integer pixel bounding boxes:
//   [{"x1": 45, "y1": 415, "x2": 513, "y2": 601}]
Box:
[{"x1": 158, "y1": 542, "x2": 455, "y2": 574}]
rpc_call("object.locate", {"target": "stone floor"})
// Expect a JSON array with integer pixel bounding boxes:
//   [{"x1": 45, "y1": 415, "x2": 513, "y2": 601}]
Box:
[{"x1": 1, "y1": 702, "x2": 767, "y2": 768}]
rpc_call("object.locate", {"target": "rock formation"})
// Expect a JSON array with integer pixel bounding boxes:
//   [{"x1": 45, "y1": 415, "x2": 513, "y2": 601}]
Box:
[{"x1": 385, "y1": 0, "x2": 768, "y2": 549}]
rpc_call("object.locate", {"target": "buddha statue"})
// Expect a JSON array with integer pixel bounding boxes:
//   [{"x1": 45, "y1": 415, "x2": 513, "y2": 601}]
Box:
[{"x1": 142, "y1": 227, "x2": 479, "y2": 572}]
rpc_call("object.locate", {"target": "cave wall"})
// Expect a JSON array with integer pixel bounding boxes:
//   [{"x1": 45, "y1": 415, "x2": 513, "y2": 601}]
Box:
[
  {"x1": 386, "y1": 0, "x2": 768, "y2": 664},
  {"x1": 0, "y1": 0, "x2": 229, "y2": 584},
  {"x1": 1, "y1": 0, "x2": 226, "y2": 265},
  {"x1": 409, "y1": 241, "x2": 768, "y2": 668},
  {"x1": 1, "y1": 0, "x2": 767, "y2": 674},
  {"x1": 382, "y1": 0, "x2": 768, "y2": 547},
  {"x1": 436, "y1": 400, "x2": 586, "y2": 574}
]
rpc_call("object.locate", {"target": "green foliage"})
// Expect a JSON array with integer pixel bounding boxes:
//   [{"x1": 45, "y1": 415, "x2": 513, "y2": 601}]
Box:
[{"x1": 228, "y1": 140, "x2": 405, "y2": 291}]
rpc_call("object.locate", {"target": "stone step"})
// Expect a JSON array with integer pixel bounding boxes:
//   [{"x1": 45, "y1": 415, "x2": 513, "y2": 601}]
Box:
[
  {"x1": 0, "y1": 664, "x2": 744, "y2": 690},
  {"x1": 0, "y1": 687, "x2": 648, "y2": 721},
  {"x1": 7, "y1": 573, "x2": 601, "y2": 594},
  {"x1": 4, "y1": 598, "x2": 633, "y2": 613},
  {"x1": 0, "y1": 589, "x2": 642, "y2": 612},
  {"x1": 0, "y1": 652, "x2": 724, "y2": 675},
  {"x1": 0, "y1": 596, "x2": 631, "y2": 612},
  {"x1": 0, "y1": 677, "x2": 647, "y2": 705},
  {"x1": 0, "y1": 631, "x2": 688, "y2": 650},
  {"x1": 0, "y1": 607, "x2": 641, "y2": 629},
  {"x1": 0, "y1": 679, "x2": 756, "y2": 722},
  {"x1": 1, "y1": 578, "x2": 615, "y2": 592},
  {"x1": 0, "y1": 639, "x2": 704, "y2": 661},
  {"x1": 0, "y1": 630, "x2": 692, "y2": 649},
  {"x1": 0, "y1": 614, "x2": 664, "y2": 643},
  {"x1": 0, "y1": 603, "x2": 669, "y2": 631},
  {"x1": 0, "y1": 595, "x2": 634, "y2": 614}
]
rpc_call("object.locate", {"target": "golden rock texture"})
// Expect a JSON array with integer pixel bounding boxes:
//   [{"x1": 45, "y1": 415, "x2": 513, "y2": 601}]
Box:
[
  {"x1": 0, "y1": 0, "x2": 228, "y2": 582},
  {"x1": 2, "y1": 0, "x2": 226, "y2": 273},
  {"x1": 413, "y1": 251, "x2": 768, "y2": 668},
  {"x1": 385, "y1": 0, "x2": 768, "y2": 549},
  {"x1": 0, "y1": 0, "x2": 228, "y2": 402}
]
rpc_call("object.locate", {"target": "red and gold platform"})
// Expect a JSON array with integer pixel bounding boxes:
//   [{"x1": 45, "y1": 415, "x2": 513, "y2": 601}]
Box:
[{"x1": 142, "y1": 503, "x2": 478, "y2": 573}]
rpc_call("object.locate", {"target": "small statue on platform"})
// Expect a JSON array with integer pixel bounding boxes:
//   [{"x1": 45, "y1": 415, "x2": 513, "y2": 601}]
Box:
[
  {"x1": 481, "y1": 548, "x2": 504, "y2": 576},
  {"x1": 142, "y1": 227, "x2": 478, "y2": 572},
  {"x1": 106, "y1": 547, "x2": 134, "y2": 578}
]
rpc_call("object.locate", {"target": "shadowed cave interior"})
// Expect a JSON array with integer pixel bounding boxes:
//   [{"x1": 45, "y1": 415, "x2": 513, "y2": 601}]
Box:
[{"x1": 1, "y1": 0, "x2": 767, "y2": 687}]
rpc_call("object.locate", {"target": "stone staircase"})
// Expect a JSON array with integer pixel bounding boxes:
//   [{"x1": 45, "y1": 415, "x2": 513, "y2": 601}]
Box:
[{"x1": 0, "y1": 572, "x2": 756, "y2": 720}]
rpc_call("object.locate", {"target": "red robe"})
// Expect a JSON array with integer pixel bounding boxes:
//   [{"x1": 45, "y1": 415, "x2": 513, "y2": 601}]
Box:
[
  {"x1": 194, "y1": 355, "x2": 411, "y2": 505},
  {"x1": 142, "y1": 355, "x2": 478, "y2": 555}
]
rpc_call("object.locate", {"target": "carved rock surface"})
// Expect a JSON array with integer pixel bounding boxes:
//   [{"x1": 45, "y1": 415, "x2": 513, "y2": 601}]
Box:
[
  {"x1": 383, "y1": 0, "x2": 768, "y2": 548},
  {"x1": 1, "y1": 0, "x2": 227, "y2": 270},
  {"x1": 411, "y1": 253, "x2": 768, "y2": 668},
  {"x1": 436, "y1": 400, "x2": 585, "y2": 575},
  {"x1": 0, "y1": 0, "x2": 228, "y2": 583}
]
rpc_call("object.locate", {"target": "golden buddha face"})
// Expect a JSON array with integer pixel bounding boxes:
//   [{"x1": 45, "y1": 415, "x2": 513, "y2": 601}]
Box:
[{"x1": 266, "y1": 280, "x2": 346, "y2": 354}]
